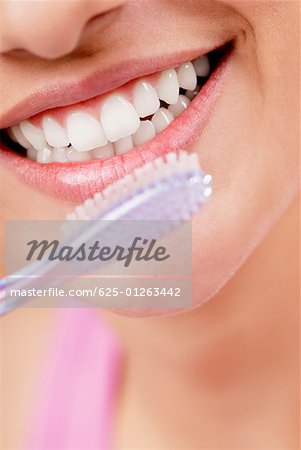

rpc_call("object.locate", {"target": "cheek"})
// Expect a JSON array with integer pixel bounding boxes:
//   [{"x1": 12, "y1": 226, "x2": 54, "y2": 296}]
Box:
[{"x1": 190, "y1": 35, "x2": 299, "y2": 308}]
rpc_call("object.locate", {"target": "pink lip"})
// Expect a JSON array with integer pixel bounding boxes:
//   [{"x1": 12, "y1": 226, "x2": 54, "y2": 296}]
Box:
[
  {"x1": 0, "y1": 56, "x2": 231, "y2": 203},
  {"x1": 0, "y1": 48, "x2": 217, "y2": 129}
]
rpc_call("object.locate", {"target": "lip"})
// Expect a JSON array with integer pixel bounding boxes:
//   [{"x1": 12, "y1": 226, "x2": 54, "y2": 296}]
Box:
[
  {"x1": 0, "y1": 53, "x2": 231, "y2": 203},
  {"x1": 0, "y1": 47, "x2": 220, "y2": 129}
]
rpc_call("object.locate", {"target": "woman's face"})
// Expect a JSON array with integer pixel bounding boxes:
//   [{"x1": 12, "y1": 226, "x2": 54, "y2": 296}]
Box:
[{"x1": 0, "y1": 1, "x2": 299, "y2": 314}]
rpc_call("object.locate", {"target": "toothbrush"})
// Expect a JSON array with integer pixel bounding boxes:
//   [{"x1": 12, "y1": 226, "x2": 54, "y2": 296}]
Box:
[{"x1": 0, "y1": 150, "x2": 212, "y2": 316}]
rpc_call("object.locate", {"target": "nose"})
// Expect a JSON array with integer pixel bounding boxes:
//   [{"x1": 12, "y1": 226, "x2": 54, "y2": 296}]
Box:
[{"x1": 0, "y1": 0, "x2": 127, "y2": 59}]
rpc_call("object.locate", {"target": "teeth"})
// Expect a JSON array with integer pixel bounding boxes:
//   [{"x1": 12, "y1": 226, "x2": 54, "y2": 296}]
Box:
[
  {"x1": 101, "y1": 95, "x2": 140, "y2": 142},
  {"x1": 52, "y1": 147, "x2": 69, "y2": 162},
  {"x1": 114, "y1": 135, "x2": 134, "y2": 155},
  {"x1": 19, "y1": 121, "x2": 46, "y2": 151},
  {"x1": 67, "y1": 112, "x2": 107, "y2": 152},
  {"x1": 67, "y1": 148, "x2": 91, "y2": 162},
  {"x1": 177, "y1": 62, "x2": 197, "y2": 91},
  {"x1": 133, "y1": 120, "x2": 156, "y2": 147},
  {"x1": 133, "y1": 81, "x2": 160, "y2": 118},
  {"x1": 157, "y1": 69, "x2": 179, "y2": 105},
  {"x1": 91, "y1": 142, "x2": 114, "y2": 160},
  {"x1": 151, "y1": 108, "x2": 174, "y2": 133},
  {"x1": 42, "y1": 117, "x2": 69, "y2": 148},
  {"x1": 11, "y1": 125, "x2": 31, "y2": 148},
  {"x1": 26, "y1": 147, "x2": 38, "y2": 161},
  {"x1": 36, "y1": 146, "x2": 52, "y2": 164},
  {"x1": 10, "y1": 54, "x2": 211, "y2": 163},
  {"x1": 168, "y1": 95, "x2": 190, "y2": 118},
  {"x1": 193, "y1": 55, "x2": 210, "y2": 77},
  {"x1": 186, "y1": 87, "x2": 201, "y2": 100}
]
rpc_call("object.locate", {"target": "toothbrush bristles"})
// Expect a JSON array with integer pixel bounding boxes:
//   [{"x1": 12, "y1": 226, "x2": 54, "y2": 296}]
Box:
[{"x1": 66, "y1": 151, "x2": 207, "y2": 221}]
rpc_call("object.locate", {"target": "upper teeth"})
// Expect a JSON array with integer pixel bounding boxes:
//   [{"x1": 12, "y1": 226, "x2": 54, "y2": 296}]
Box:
[
  {"x1": 133, "y1": 81, "x2": 160, "y2": 118},
  {"x1": 43, "y1": 117, "x2": 69, "y2": 148},
  {"x1": 67, "y1": 112, "x2": 108, "y2": 151},
  {"x1": 8, "y1": 55, "x2": 210, "y2": 163},
  {"x1": 157, "y1": 69, "x2": 179, "y2": 105},
  {"x1": 177, "y1": 62, "x2": 197, "y2": 91},
  {"x1": 101, "y1": 95, "x2": 140, "y2": 142},
  {"x1": 19, "y1": 120, "x2": 46, "y2": 151}
]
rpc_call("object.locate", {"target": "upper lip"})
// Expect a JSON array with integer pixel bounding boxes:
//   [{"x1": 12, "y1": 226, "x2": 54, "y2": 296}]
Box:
[
  {"x1": 0, "y1": 50, "x2": 233, "y2": 202},
  {"x1": 0, "y1": 44, "x2": 223, "y2": 129}
]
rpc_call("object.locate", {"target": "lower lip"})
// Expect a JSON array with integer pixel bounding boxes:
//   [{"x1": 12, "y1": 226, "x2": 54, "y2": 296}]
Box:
[{"x1": 0, "y1": 57, "x2": 231, "y2": 203}]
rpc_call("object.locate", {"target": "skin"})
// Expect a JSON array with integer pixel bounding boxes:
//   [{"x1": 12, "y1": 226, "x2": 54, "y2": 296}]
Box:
[{"x1": 0, "y1": 1, "x2": 299, "y2": 448}]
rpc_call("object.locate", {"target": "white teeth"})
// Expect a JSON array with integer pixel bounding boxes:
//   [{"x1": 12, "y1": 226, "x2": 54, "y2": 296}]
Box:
[
  {"x1": 92, "y1": 142, "x2": 114, "y2": 160},
  {"x1": 67, "y1": 112, "x2": 107, "y2": 152},
  {"x1": 26, "y1": 147, "x2": 37, "y2": 161},
  {"x1": 36, "y1": 146, "x2": 52, "y2": 164},
  {"x1": 42, "y1": 117, "x2": 69, "y2": 148},
  {"x1": 151, "y1": 108, "x2": 174, "y2": 133},
  {"x1": 133, "y1": 81, "x2": 160, "y2": 118},
  {"x1": 133, "y1": 120, "x2": 156, "y2": 146},
  {"x1": 157, "y1": 69, "x2": 179, "y2": 105},
  {"x1": 168, "y1": 95, "x2": 191, "y2": 118},
  {"x1": 177, "y1": 62, "x2": 197, "y2": 91},
  {"x1": 11, "y1": 124, "x2": 31, "y2": 149},
  {"x1": 114, "y1": 135, "x2": 134, "y2": 155},
  {"x1": 19, "y1": 121, "x2": 46, "y2": 151},
  {"x1": 67, "y1": 148, "x2": 91, "y2": 162},
  {"x1": 12, "y1": 55, "x2": 210, "y2": 163},
  {"x1": 101, "y1": 95, "x2": 140, "y2": 142},
  {"x1": 193, "y1": 55, "x2": 210, "y2": 77},
  {"x1": 52, "y1": 147, "x2": 69, "y2": 162}
]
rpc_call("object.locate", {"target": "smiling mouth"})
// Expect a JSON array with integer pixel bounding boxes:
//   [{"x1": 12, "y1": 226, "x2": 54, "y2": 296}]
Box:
[{"x1": 0, "y1": 42, "x2": 232, "y2": 201}]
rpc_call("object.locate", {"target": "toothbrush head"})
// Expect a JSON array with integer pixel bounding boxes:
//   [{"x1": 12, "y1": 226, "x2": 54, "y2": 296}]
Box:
[
  {"x1": 0, "y1": 151, "x2": 212, "y2": 317},
  {"x1": 66, "y1": 151, "x2": 212, "y2": 223}
]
